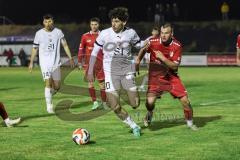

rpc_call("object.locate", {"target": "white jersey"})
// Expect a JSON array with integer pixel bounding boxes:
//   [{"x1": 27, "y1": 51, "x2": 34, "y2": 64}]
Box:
[
  {"x1": 33, "y1": 28, "x2": 64, "y2": 69},
  {"x1": 95, "y1": 27, "x2": 144, "y2": 75}
]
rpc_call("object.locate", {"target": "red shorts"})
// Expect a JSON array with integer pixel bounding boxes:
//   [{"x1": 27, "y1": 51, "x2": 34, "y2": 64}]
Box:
[
  {"x1": 83, "y1": 63, "x2": 105, "y2": 81},
  {"x1": 147, "y1": 74, "x2": 187, "y2": 98}
]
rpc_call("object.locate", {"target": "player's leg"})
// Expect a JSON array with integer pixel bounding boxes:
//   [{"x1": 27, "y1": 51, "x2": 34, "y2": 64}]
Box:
[
  {"x1": 170, "y1": 77, "x2": 198, "y2": 130},
  {"x1": 45, "y1": 78, "x2": 54, "y2": 113},
  {"x1": 98, "y1": 80, "x2": 108, "y2": 109},
  {"x1": 106, "y1": 74, "x2": 141, "y2": 137},
  {"x1": 179, "y1": 96, "x2": 197, "y2": 130},
  {"x1": 122, "y1": 72, "x2": 140, "y2": 109},
  {"x1": 106, "y1": 91, "x2": 141, "y2": 137},
  {"x1": 144, "y1": 92, "x2": 158, "y2": 127},
  {"x1": 0, "y1": 102, "x2": 21, "y2": 127},
  {"x1": 51, "y1": 67, "x2": 61, "y2": 95},
  {"x1": 96, "y1": 66, "x2": 107, "y2": 109}
]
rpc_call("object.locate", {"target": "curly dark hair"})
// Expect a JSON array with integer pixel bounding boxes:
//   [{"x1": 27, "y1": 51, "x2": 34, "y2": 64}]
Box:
[{"x1": 108, "y1": 7, "x2": 129, "y2": 22}]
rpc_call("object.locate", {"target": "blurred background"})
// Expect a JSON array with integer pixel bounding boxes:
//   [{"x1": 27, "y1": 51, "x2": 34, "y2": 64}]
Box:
[{"x1": 0, "y1": 0, "x2": 239, "y2": 67}]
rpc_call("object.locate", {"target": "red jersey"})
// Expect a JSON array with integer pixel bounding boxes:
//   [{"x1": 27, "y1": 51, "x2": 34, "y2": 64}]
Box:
[
  {"x1": 78, "y1": 31, "x2": 103, "y2": 66},
  {"x1": 147, "y1": 36, "x2": 182, "y2": 76},
  {"x1": 236, "y1": 34, "x2": 240, "y2": 49}
]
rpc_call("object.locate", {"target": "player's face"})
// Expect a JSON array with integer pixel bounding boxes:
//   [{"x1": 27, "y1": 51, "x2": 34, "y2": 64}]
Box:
[
  {"x1": 111, "y1": 18, "x2": 126, "y2": 33},
  {"x1": 160, "y1": 27, "x2": 173, "y2": 42},
  {"x1": 151, "y1": 29, "x2": 160, "y2": 38},
  {"x1": 90, "y1": 21, "x2": 99, "y2": 32},
  {"x1": 43, "y1": 18, "x2": 54, "y2": 31}
]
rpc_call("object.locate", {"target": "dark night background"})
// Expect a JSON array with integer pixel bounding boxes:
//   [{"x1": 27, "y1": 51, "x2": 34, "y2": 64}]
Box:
[{"x1": 0, "y1": 0, "x2": 239, "y2": 24}]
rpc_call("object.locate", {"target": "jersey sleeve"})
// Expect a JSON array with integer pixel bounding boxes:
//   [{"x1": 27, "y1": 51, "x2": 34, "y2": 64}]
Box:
[
  {"x1": 58, "y1": 29, "x2": 65, "y2": 39},
  {"x1": 171, "y1": 46, "x2": 182, "y2": 64},
  {"x1": 130, "y1": 30, "x2": 142, "y2": 49},
  {"x1": 33, "y1": 32, "x2": 40, "y2": 48},
  {"x1": 78, "y1": 35, "x2": 86, "y2": 63},
  {"x1": 95, "y1": 32, "x2": 105, "y2": 47},
  {"x1": 236, "y1": 35, "x2": 240, "y2": 49}
]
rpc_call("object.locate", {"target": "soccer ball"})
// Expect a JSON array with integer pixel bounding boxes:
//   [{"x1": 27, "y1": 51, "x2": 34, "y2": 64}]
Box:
[{"x1": 72, "y1": 128, "x2": 90, "y2": 145}]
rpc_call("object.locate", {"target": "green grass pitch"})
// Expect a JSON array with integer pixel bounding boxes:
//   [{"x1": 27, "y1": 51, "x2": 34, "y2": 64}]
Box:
[{"x1": 0, "y1": 67, "x2": 240, "y2": 160}]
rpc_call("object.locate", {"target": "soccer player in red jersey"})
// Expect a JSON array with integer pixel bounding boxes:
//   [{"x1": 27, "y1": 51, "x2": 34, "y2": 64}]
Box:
[
  {"x1": 136, "y1": 23, "x2": 197, "y2": 130},
  {"x1": 78, "y1": 17, "x2": 107, "y2": 110},
  {"x1": 236, "y1": 34, "x2": 240, "y2": 66},
  {"x1": 0, "y1": 102, "x2": 21, "y2": 127}
]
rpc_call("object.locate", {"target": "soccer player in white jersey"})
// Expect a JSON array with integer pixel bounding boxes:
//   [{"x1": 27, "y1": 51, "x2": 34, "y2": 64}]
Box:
[
  {"x1": 29, "y1": 14, "x2": 74, "y2": 113},
  {"x1": 87, "y1": 7, "x2": 146, "y2": 137}
]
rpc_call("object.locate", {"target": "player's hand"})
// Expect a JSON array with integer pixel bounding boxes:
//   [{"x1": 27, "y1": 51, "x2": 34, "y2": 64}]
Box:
[
  {"x1": 69, "y1": 58, "x2": 75, "y2": 68},
  {"x1": 28, "y1": 62, "x2": 33, "y2": 73},
  {"x1": 87, "y1": 74, "x2": 94, "y2": 82},
  {"x1": 154, "y1": 50, "x2": 166, "y2": 61}
]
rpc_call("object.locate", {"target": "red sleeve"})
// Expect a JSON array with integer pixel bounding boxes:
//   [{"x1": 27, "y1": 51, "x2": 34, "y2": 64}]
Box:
[
  {"x1": 171, "y1": 46, "x2": 182, "y2": 64},
  {"x1": 78, "y1": 35, "x2": 86, "y2": 63},
  {"x1": 236, "y1": 35, "x2": 240, "y2": 49}
]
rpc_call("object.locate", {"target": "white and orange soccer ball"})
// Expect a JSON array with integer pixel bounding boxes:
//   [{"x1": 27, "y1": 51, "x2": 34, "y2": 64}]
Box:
[{"x1": 72, "y1": 128, "x2": 90, "y2": 145}]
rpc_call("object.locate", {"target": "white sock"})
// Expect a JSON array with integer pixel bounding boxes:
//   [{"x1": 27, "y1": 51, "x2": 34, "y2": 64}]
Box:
[
  {"x1": 123, "y1": 116, "x2": 138, "y2": 129},
  {"x1": 45, "y1": 87, "x2": 52, "y2": 105},
  {"x1": 4, "y1": 118, "x2": 10, "y2": 124},
  {"x1": 187, "y1": 120, "x2": 193, "y2": 126}
]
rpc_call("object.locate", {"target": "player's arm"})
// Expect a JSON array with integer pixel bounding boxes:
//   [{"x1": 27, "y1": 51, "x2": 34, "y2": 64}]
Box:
[
  {"x1": 78, "y1": 36, "x2": 86, "y2": 67},
  {"x1": 61, "y1": 38, "x2": 75, "y2": 68},
  {"x1": 136, "y1": 43, "x2": 150, "y2": 72},
  {"x1": 87, "y1": 42, "x2": 101, "y2": 82},
  {"x1": 28, "y1": 47, "x2": 38, "y2": 72},
  {"x1": 154, "y1": 50, "x2": 179, "y2": 71}
]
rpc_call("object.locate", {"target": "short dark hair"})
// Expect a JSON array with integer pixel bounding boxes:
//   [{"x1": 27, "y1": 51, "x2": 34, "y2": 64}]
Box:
[
  {"x1": 161, "y1": 22, "x2": 173, "y2": 32},
  {"x1": 152, "y1": 26, "x2": 160, "y2": 32},
  {"x1": 90, "y1": 17, "x2": 100, "y2": 23},
  {"x1": 43, "y1": 14, "x2": 54, "y2": 20},
  {"x1": 108, "y1": 7, "x2": 129, "y2": 22}
]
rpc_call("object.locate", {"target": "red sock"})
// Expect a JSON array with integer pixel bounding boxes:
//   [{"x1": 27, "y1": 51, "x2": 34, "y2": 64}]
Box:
[
  {"x1": 184, "y1": 108, "x2": 193, "y2": 120},
  {"x1": 88, "y1": 87, "x2": 96, "y2": 102},
  {"x1": 100, "y1": 89, "x2": 106, "y2": 102},
  {"x1": 0, "y1": 102, "x2": 8, "y2": 120}
]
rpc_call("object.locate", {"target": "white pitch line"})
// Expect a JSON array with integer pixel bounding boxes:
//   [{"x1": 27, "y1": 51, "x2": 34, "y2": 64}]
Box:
[{"x1": 199, "y1": 99, "x2": 239, "y2": 106}]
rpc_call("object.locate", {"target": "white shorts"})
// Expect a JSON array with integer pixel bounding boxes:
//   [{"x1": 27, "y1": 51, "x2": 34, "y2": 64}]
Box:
[
  {"x1": 104, "y1": 72, "x2": 137, "y2": 92},
  {"x1": 40, "y1": 66, "x2": 61, "y2": 81}
]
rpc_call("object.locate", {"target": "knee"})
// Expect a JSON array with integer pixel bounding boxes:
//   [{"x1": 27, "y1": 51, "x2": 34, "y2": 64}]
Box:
[
  {"x1": 112, "y1": 104, "x2": 121, "y2": 114},
  {"x1": 146, "y1": 101, "x2": 155, "y2": 111},
  {"x1": 180, "y1": 96, "x2": 190, "y2": 108},
  {"x1": 88, "y1": 82, "x2": 94, "y2": 88},
  {"x1": 53, "y1": 85, "x2": 60, "y2": 91},
  {"x1": 131, "y1": 97, "x2": 140, "y2": 109}
]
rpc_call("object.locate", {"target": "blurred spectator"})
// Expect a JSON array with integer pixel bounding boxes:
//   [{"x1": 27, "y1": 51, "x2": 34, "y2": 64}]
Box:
[
  {"x1": 172, "y1": 3, "x2": 179, "y2": 21},
  {"x1": 98, "y1": 6, "x2": 107, "y2": 23},
  {"x1": 2, "y1": 49, "x2": 8, "y2": 56},
  {"x1": 146, "y1": 6, "x2": 152, "y2": 22},
  {"x1": 221, "y1": 2, "x2": 229, "y2": 21},
  {"x1": 154, "y1": 3, "x2": 165, "y2": 25},
  {"x1": 18, "y1": 48, "x2": 27, "y2": 66},
  {"x1": 6, "y1": 48, "x2": 14, "y2": 67},
  {"x1": 165, "y1": 3, "x2": 172, "y2": 22}
]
